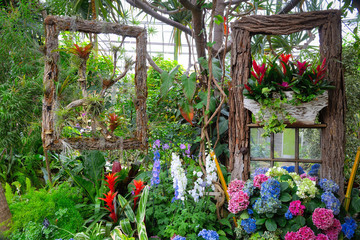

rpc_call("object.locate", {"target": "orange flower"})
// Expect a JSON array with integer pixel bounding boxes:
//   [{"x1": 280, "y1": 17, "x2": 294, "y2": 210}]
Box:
[
  {"x1": 99, "y1": 191, "x2": 117, "y2": 212},
  {"x1": 132, "y1": 179, "x2": 145, "y2": 207},
  {"x1": 104, "y1": 173, "x2": 119, "y2": 193}
]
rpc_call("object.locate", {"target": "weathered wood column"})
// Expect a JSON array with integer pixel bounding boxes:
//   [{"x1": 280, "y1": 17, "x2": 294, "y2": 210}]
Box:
[
  {"x1": 319, "y1": 11, "x2": 345, "y2": 195},
  {"x1": 0, "y1": 182, "x2": 11, "y2": 232}
]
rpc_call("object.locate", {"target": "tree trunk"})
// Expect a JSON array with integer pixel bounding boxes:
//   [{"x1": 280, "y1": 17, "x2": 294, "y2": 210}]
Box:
[{"x1": 0, "y1": 182, "x2": 11, "y2": 232}]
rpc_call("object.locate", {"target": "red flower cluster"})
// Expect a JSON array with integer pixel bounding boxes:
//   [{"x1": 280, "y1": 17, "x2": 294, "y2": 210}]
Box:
[
  {"x1": 132, "y1": 179, "x2": 145, "y2": 208},
  {"x1": 99, "y1": 173, "x2": 119, "y2": 223},
  {"x1": 107, "y1": 113, "x2": 121, "y2": 132}
]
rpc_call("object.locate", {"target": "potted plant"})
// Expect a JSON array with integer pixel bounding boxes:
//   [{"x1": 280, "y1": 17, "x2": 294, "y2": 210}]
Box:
[{"x1": 243, "y1": 54, "x2": 334, "y2": 136}]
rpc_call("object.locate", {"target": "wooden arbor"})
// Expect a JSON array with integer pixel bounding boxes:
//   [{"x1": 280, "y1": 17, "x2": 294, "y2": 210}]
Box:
[
  {"x1": 229, "y1": 10, "x2": 345, "y2": 193},
  {"x1": 42, "y1": 16, "x2": 148, "y2": 151}
]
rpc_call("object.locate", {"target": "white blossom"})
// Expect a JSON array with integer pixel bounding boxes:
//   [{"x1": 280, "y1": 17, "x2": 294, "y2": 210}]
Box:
[
  {"x1": 170, "y1": 153, "x2": 187, "y2": 201},
  {"x1": 205, "y1": 153, "x2": 218, "y2": 190}
]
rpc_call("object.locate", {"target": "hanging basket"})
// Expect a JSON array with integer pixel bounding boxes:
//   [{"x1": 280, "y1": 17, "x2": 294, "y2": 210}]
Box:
[{"x1": 243, "y1": 91, "x2": 328, "y2": 124}]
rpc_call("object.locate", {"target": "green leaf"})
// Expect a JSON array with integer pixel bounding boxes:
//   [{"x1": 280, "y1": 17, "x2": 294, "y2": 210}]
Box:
[
  {"x1": 240, "y1": 211, "x2": 250, "y2": 219},
  {"x1": 83, "y1": 150, "x2": 106, "y2": 185},
  {"x1": 214, "y1": 15, "x2": 224, "y2": 25},
  {"x1": 137, "y1": 222, "x2": 148, "y2": 240},
  {"x1": 295, "y1": 216, "x2": 306, "y2": 227},
  {"x1": 219, "y1": 218, "x2": 232, "y2": 228},
  {"x1": 181, "y1": 72, "x2": 197, "y2": 102},
  {"x1": 280, "y1": 174, "x2": 292, "y2": 181},
  {"x1": 212, "y1": 58, "x2": 222, "y2": 80},
  {"x1": 265, "y1": 219, "x2": 277, "y2": 231},
  {"x1": 217, "y1": 230, "x2": 226, "y2": 236},
  {"x1": 160, "y1": 65, "x2": 180, "y2": 97},
  {"x1": 280, "y1": 193, "x2": 292, "y2": 202},
  {"x1": 276, "y1": 217, "x2": 287, "y2": 227},
  {"x1": 120, "y1": 219, "x2": 132, "y2": 236},
  {"x1": 280, "y1": 182, "x2": 289, "y2": 192},
  {"x1": 118, "y1": 194, "x2": 135, "y2": 223},
  {"x1": 136, "y1": 186, "x2": 149, "y2": 224},
  {"x1": 256, "y1": 218, "x2": 266, "y2": 225},
  {"x1": 207, "y1": 41, "x2": 216, "y2": 47},
  {"x1": 291, "y1": 224, "x2": 300, "y2": 232}
]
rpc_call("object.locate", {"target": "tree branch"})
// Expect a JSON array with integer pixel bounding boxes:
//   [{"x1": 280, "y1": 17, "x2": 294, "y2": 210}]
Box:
[
  {"x1": 224, "y1": 0, "x2": 248, "y2": 5},
  {"x1": 179, "y1": 0, "x2": 198, "y2": 11},
  {"x1": 146, "y1": 53, "x2": 163, "y2": 74},
  {"x1": 126, "y1": 0, "x2": 192, "y2": 36},
  {"x1": 143, "y1": 1, "x2": 187, "y2": 15},
  {"x1": 277, "y1": 0, "x2": 301, "y2": 14}
]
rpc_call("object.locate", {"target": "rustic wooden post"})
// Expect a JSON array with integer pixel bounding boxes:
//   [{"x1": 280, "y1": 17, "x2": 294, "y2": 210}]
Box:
[
  {"x1": 319, "y1": 11, "x2": 345, "y2": 195},
  {"x1": 230, "y1": 10, "x2": 345, "y2": 194},
  {"x1": 42, "y1": 16, "x2": 148, "y2": 152}
]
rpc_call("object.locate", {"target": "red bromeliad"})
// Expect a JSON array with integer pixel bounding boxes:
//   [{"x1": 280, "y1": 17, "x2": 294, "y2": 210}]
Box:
[
  {"x1": 107, "y1": 113, "x2": 120, "y2": 132},
  {"x1": 132, "y1": 179, "x2": 145, "y2": 208},
  {"x1": 99, "y1": 191, "x2": 118, "y2": 223},
  {"x1": 251, "y1": 60, "x2": 267, "y2": 85},
  {"x1": 244, "y1": 83, "x2": 253, "y2": 94},
  {"x1": 279, "y1": 54, "x2": 291, "y2": 74},
  {"x1": 68, "y1": 43, "x2": 93, "y2": 59},
  {"x1": 295, "y1": 61, "x2": 310, "y2": 76},
  {"x1": 104, "y1": 173, "x2": 119, "y2": 193},
  {"x1": 312, "y1": 58, "x2": 327, "y2": 84}
]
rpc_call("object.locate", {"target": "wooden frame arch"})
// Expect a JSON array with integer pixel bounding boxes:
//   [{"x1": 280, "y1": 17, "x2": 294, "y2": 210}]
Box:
[
  {"x1": 229, "y1": 10, "x2": 345, "y2": 193},
  {"x1": 42, "y1": 16, "x2": 148, "y2": 151}
]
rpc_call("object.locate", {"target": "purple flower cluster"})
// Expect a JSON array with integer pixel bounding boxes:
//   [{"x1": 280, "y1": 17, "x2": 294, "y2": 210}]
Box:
[
  {"x1": 260, "y1": 179, "x2": 281, "y2": 199},
  {"x1": 198, "y1": 229, "x2": 219, "y2": 240},
  {"x1": 321, "y1": 192, "x2": 340, "y2": 215},
  {"x1": 319, "y1": 179, "x2": 339, "y2": 193},
  {"x1": 151, "y1": 150, "x2": 161, "y2": 186},
  {"x1": 241, "y1": 218, "x2": 257, "y2": 234},
  {"x1": 342, "y1": 217, "x2": 357, "y2": 239}
]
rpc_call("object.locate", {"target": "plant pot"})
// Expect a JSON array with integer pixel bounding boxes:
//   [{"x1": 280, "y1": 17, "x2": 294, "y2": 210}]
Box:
[{"x1": 243, "y1": 91, "x2": 328, "y2": 124}]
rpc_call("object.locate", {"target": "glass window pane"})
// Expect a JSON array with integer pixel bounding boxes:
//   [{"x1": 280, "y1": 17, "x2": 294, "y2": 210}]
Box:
[
  {"x1": 250, "y1": 161, "x2": 270, "y2": 178},
  {"x1": 299, "y1": 128, "x2": 321, "y2": 160},
  {"x1": 250, "y1": 128, "x2": 270, "y2": 158},
  {"x1": 274, "y1": 129, "x2": 295, "y2": 159},
  {"x1": 300, "y1": 163, "x2": 321, "y2": 178}
]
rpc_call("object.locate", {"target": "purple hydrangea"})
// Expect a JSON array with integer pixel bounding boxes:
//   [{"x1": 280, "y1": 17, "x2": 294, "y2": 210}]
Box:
[
  {"x1": 241, "y1": 218, "x2": 257, "y2": 234},
  {"x1": 198, "y1": 229, "x2": 219, "y2": 240},
  {"x1": 321, "y1": 192, "x2": 340, "y2": 215},
  {"x1": 319, "y1": 179, "x2": 339, "y2": 193}
]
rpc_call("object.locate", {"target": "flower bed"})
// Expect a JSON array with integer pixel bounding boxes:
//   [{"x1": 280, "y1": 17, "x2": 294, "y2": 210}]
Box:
[{"x1": 229, "y1": 167, "x2": 358, "y2": 240}]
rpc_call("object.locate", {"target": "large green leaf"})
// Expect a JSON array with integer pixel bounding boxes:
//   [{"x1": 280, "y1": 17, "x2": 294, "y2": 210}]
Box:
[
  {"x1": 265, "y1": 219, "x2": 277, "y2": 231},
  {"x1": 137, "y1": 222, "x2": 148, "y2": 240},
  {"x1": 280, "y1": 193, "x2": 292, "y2": 202},
  {"x1": 160, "y1": 65, "x2": 180, "y2": 97},
  {"x1": 120, "y1": 219, "x2": 132, "y2": 236},
  {"x1": 83, "y1": 150, "x2": 106, "y2": 185},
  {"x1": 136, "y1": 186, "x2": 149, "y2": 224},
  {"x1": 118, "y1": 194, "x2": 135, "y2": 223},
  {"x1": 198, "y1": 57, "x2": 223, "y2": 80},
  {"x1": 181, "y1": 72, "x2": 197, "y2": 102}
]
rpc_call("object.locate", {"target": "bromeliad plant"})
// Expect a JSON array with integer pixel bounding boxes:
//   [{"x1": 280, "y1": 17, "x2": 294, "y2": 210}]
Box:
[
  {"x1": 229, "y1": 166, "x2": 359, "y2": 240},
  {"x1": 243, "y1": 54, "x2": 334, "y2": 136},
  {"x1": 244, "y1": 54, "x2": 333, "y2": 103}
]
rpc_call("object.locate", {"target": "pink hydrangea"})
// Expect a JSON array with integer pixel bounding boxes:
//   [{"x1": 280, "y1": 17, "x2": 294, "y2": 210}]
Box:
[
  {"x1": 312, "y1": 208, "x2": 334, "y2": 230},
  {"x1": 253, "y1": 174, "x2": 270, "y2": 189},
  {"x1": 297, "y1": 226, "x2": 315, "y2": 240},
  {"x1": 288, "y1": 200, "x2": 306, "y2": 216},
  {"x1": 227, "y1": 190, "x2": 249, "y2": 214},
  {"x1": 228, "y1": 180, "x2": 245, "y2": 197},
  {"x1": 315, "y1": 234, "x2": 329, "y2": 240},
  {"x1": 285, "y1": 231, "x2": 298, "y2": 240},
  {"x1": 300, "y1": 173, "x2": 317, "y2": 181},
  {"x1": 324, "y1": 218, "x2": 342, "y2": 240}
]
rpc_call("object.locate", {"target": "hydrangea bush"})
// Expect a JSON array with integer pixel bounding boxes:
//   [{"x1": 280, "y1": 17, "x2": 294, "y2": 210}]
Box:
[{"x1": 229, "y1": 166, "x2": 358, "y2": 240}]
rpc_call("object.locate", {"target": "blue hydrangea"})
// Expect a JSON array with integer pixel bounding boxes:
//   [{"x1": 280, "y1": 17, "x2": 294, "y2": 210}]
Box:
[
  {"x1": 260, "y1": 179, "x2": 281, "y2": 199},
  {"x1": 251, "y1": 167, "x2": 269, "y2": 178},
  {"x1": 319, "y1": 179, "x2": 339, "y2": 193},
  {"x1": 151, "y1": 150, "x2": 161, "y2": 186},
  {"x1": 173, "y1": 236, "x2": 186, "y2": 240},
  {"x1": 248, "y1": 209, "x2": 253, "y2": 215},
  {"x1": 308, "y1": 163, "x2": 320, "y2": 177},
  {"x1": 241, "y1": 218, "x2": 257, "y2": 234},
  {"x1": 242, "y1": 180, "x2": 255, "y2": 197},
  {"x1": 198, "y1": 229, "x2": 219, "y2": 240},
  {"x1": 342, "y1": 217, "x2": 358, "y2": 239},
  {"x1": 285, "y1": 209, "x2": 293, "y2": 219},
  {"x1": 253, "y1": 197, "x2": 282, "y2": 214},
  {"x1": 281, "y1": 166, "x2": 305, "y2": 174},
  {"x1": 321, "y1": 192, "x2": 341, "y2": 215}
]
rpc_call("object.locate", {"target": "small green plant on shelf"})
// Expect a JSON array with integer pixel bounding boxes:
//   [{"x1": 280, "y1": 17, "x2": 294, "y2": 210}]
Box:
[{"x1": 243, "y1": 54, "x2": 334, "y2": 136}]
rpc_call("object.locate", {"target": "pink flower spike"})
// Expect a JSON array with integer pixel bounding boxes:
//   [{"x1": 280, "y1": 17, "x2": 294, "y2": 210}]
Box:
[{"x1": 296, "y1": 60, "x2": 310, "y2": 76}]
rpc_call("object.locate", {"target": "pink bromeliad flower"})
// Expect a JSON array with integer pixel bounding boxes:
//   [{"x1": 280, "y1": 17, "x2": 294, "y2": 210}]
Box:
[
  {"x1": 279, "y1": 54, "x2": 292, "y2": 74},
  {"x1": 312, "y1": 58, "x2": 327, "y2": 84},
  {"x1": 251, "y1": 60, "x2": 267, "y2": 85},
  {"x1": 278, "y1": 81, "x2": 291, "y2": 89},
  {"x1": 295, "y1": 60, "x2": 310, "y2": 76}
]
